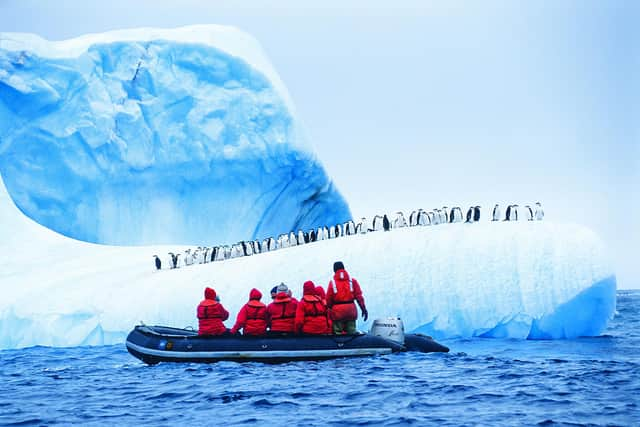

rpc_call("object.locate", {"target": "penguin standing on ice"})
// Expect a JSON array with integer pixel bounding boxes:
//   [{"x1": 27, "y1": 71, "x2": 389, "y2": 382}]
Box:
[
  {"x1": 334, "y1": 224, "x2": 342, "y2": 238},
  {"x1": 534, "y1": 202, "x2": 544, "y2": 220},
  {"x1": 393, "y1": 212, "x2": 407, "y2": 228},
  {"x1": 505, "y1": 205, "x2": 519, "y2": 221},
  {"x1": 297, "y1": 230, "x2": 306, "y2": 245},
  {"x1": 168, "y1": 252, "x2": 177, "y2": 268},
  {"x1": 153, "y1": 255, "x2": 161, "y2": 270},
  {"x1": 309, "y1": 229, "x2": 317, "y2": 242},
  {"x1": 372, "y1": 215, "x2": 383, "y2": 231},
  {"x1": 492, "y1": 204, "x2": 501, "y2": 221},
  {"x1": 289, "y1": 231, "x2": 298, "y2": 247},
  {"x1": 465, "y1": 207, "x2": 474, "y2": 223},
  {"x1": 473, "y1": 206, "x2": 481, "y2": 222},
  {"x1": 409, "y1": 211, "x2": 418, "y2": 227},
  {"x1": 524, "y1": 205, "x2": 534, "y2": 221},
  {"x1": 441, "y1": 207, "x2": 449, "y2": 224},
  {"x1": 344, "y1": 220, "x2": 356, "y2": 236},
  {"x1": 417, "y1": 210, "x2": 430, "y2": 226},
  {"x1": 383, "y1": 214, "x2": 391, "y2": 231},
  {"x1": 427, "y1": 211, "x2": 436, "y2": 225},
  {"x1": 449, "y1": 207, "x2": 462, "y2": 223}
]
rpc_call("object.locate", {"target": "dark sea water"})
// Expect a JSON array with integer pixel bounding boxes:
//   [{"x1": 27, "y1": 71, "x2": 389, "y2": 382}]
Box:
[{"x1": 1, "y1": 291, "x2": 638, "y2": 427}]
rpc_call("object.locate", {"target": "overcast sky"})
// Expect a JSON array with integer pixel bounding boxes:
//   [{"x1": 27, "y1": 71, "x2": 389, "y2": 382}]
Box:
[{"x1": 1, "y1": 0, "x2": 638, "y2": 288}]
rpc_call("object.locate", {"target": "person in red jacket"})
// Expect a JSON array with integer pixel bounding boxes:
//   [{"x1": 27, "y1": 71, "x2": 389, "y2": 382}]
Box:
[
  {"x1": 230, "y1": 288, "x2": 268, "y2": 336},
  {"x1": 295, "y1": 281, "x2": 331, "y2": 335},
  {"x1": 197, "y1": 287, "x2": 229, "y2": 335},
  {"x1": 267, "y1": 283, "x2": 298, "y2": 334},
  {"x1": 326, "y1": 261, "x2": 368, "y2": 334}
]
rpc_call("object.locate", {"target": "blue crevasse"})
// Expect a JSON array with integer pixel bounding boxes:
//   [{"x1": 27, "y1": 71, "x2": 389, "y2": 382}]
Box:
[{"x1": 0, "y1": 27, "x2": 351, "y2": 245}]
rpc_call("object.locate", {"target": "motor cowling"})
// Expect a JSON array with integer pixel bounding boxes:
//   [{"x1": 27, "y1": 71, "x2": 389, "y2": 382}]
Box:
[{"x1": 369, "y1": 317, "x2": 405, "y2": 344}]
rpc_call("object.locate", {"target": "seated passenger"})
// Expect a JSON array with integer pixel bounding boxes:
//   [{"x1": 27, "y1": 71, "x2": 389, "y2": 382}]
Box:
[
  {"x1": 294, "y1": 281, "x2": 331, "y2": 335},
  {"x1": 230, "y1": 288, "x2": 268, "y2": 336},
  {"x1": 267, "y1": 283, "x2": 298, "y2": 334},
  {"x1": 197, "y1": 287, "x2": 229, "y2": 335}
]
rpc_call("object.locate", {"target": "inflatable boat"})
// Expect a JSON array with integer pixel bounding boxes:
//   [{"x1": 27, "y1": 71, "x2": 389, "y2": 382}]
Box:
[{"x1": 126, "y1": 319, "x2": 449, "y2": 364}]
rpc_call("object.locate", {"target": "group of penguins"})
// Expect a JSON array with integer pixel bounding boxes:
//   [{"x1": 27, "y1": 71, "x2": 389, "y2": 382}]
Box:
[{"x1": 152, "y1": 202, "x2": 544, "y2": 270}]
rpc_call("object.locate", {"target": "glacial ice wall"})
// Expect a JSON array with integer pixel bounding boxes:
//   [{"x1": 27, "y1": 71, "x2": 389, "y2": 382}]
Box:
[
  {"x1": 0, "y1": 170, "x2": 616, "y2": 349},
  {"x1": 0, "y1": 26, "x2": 350, "y2": 245}
]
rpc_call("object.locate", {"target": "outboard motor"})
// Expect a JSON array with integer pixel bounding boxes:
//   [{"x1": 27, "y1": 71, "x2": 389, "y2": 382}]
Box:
[{"x1": 369, "y1": 317, "x2": 405, "y2": 344}]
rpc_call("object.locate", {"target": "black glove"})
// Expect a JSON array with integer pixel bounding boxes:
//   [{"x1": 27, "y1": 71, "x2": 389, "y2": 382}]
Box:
[{"x1": 362, "y1": 309, "x2": 368, "y2": 322}]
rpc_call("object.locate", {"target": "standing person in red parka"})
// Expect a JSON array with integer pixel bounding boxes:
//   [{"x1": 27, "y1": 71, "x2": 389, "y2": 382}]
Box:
[
  {"x1": 230, "y1": 288, "x2": 268, "y2": 336},
  {"x1": 326, "y1": 261, "x2": 368, "y2": 334},
  {"x1": 197, "y1": 287, "x2": 229, "y2": 335},
  {"x1": 295, "y1": 281, "x2": 331, "y2": 334},
  {"x1": 266, "y1": 283, "x2": 298, "y2": 335}
]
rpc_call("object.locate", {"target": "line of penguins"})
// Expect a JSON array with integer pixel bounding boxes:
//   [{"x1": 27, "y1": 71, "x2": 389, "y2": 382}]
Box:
[{"x1": 152, "y1": 202, "x2": 544, "y2": 270}]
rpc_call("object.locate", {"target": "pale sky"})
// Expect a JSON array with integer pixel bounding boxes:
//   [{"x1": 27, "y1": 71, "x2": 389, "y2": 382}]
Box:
[{"x1": 1, "y1": 0, "x2": 638, "y2": 288}]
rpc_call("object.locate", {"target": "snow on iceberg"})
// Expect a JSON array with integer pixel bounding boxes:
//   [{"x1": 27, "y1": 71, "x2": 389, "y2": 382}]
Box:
[
  {"x1": 0, "y1": 171, "x2": 616, "y2": 349},
  {"x1": 0, "y1": 26, "x2": 350, "y2": 245}
]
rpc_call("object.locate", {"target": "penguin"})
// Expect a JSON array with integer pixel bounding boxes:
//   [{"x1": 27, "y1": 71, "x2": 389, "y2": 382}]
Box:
[
  {"x1": 492, "y1": 204, "x2": 501, "y2": 221},
  {"x1": 449, "y1": 207, "x2": 462, "y2": 223},
  {"x1": 473, "y1": 206, "x2": 481, "y2": 222},
  {"x1": 184, "y1": 249, "x2": 193, "y2": 266},
  {"x1": 253, "y1": 239, "x2": 262, "y2": 254},
  {"x1": 357, "y1": 218, "x2": 369, "y2": 234},
  {"x1": 334, "y1": 224, "x2": 342, "y2": 238},
  {"x1": 344, "y1": 220, "x2": 356, "y2": 236},
  {"x1": 442, "y1": 207, "x2": 449, "y2": 224},
  {"x1": 504, "y1": 205, "x2": 512, "y2": 221},
  {"x1": 409, "y1": 211, "x2": 418, "y2": 227},
  {"x1": 525, "y1": 205, "x2": 534, "y2": 221},
  {"x1": 465, "y1": 207, "x2": 474, "y2": 223},
  {"x1": 417, "y1": 210, "x2": 430, "y2": 226},
  {"x1": 506, "y1": 205, "x2": 519, "y2": 221},
  {"x1": 534, "y1": 202, "x2": 544, "y2": 220},
  {"x1": 382, "y1": 215, "x2": 390, "y2": 231},
  {"x1": 176, "y1": 253, "x2": 183, "y2": 268},
  {"x1": 223, "y1": 245, "x2": 232, "y2": 260},
  {"x1": 278, "y1": 233, "x2": 289, "y2": 248},
  {"x1": 289, "y1": 231, "x2": 298, "y2": 247},
  {"x1": 393, "y1": 212, "x2": 407, "y2": 228},
  {"x1": 372, "y1": 215, "x2": 383, "y2": 231},
  {"x1": 427, "y1": 211, "x2": 436, "y2": 225},
  {"x1": 329, "y1": 225, "x2": 336, "y2": 239},
  {"x1": 153, "y1": 255, "x2": 161, "y2": 270},
  {"x1": 322, "y1": 226, "x2": 330, "y2": 240},
  {"x1": 309, "y1": 229, "x2": 317, "y2": 242},
  {"x1": 168, "y1": 252, "x2": 176, "y2": 268},
  {"x1": 297, "y1": 230, "x2": 306, "y2": 245}
]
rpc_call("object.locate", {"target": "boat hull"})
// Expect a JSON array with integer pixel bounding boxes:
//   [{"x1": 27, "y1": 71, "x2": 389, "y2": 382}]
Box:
[{"x1": 126, "y1": 325, "x2": 408, "y2": 364}]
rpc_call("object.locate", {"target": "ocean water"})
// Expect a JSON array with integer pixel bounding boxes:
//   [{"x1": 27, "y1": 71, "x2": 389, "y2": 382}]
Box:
[{"x1": 1, "y1": 291, "x2": 638, "y2": 427}]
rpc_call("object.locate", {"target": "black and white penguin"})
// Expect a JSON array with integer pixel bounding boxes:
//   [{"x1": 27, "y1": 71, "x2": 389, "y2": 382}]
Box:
[
  {"x1": 393, "y1": 212, "x2": 407, "y2": 228},
  {"x1": 289, "y1": 231, "x2": 298, "y2": 247},
  {"x1": 168, "y1": 252, "x2": 177, "y2": 268},
  {"x1": 383, "y1": 214, "x2": 391, "y2": 231},
  {"x1": 417, "y1": 210, "x2": 430, "y2": 226},
  {"x1": 492, "y1": 204, "x2": 501, "y2": 221},
  {"x1": 278, "y1": 233, "x2": 289, "y2": 248},
  {"x1": 448, "y1": 207, "x2": 462, "y2": 223},
  {"x1": 473, "y1": 206, "x2": 481, "y2": 222},
  {"x1": 504, "y1": 205, "x2": 512, "y2": 221},
  {"x1": 297, "y1": 230, "x2": 306, "y2": 245},
  {"x1": 175, "y1": 253, "x2": 182, "y2": 267},
  {"x1": 427, "y1": 211, "x2": 436, "y2": 225},
  {"x1": 535, "y1": 202, "x2": 544, "y2": 220},
  {"x1": 153, "y1": 255, "x2": 161, "y2": 270},
  {"x1": 253, "y1": 240, "x2": 262, "y2": 254},
  {"x1": 442, "y1": 207, "x2": 449, "y2": 224},
  {"x1": 465, "y1": 207, "x2": 474, "y2": 223},
  {"x1": 372, "y1": 215, "x2": 383, "y2": 231},
  {"x1": 409, "y1": 211, "x2": 417, "y2": 227},
  {"x1": 309, "y1": 229, "x2": 317, "y2": 242},
  {"x1": 223, "y1": 245, "x2": 232, "y2": 260},
  {"x1": 344, "y1": 220, "x2": 356, "y2": 236},
  {"x1": 334, "y1": 224, "x2": 342, "y2": 238},
  {"x1": 328, "y1": 225, "x2": 337, "y2": 239},
  {"x1": 506, "y1": 205, "x2": 519, "y2": 221},
  {"x1": 357, "y1": 218, "x2": 369, "y2": 234},
  {"x1": 525, "y1": 205, "x2": 534, "y2": 221}
]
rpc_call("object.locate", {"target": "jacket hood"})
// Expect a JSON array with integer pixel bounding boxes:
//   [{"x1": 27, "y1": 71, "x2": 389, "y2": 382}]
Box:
[
  {"x1": 204, "y1": 287, "x2": 217, "y2": 300},
  {"x1": 315, "y1": 286, "x2": 326, "y2": 299},
  {"x1": 303, "y1": 281, "x2": 316, "y2": 296},
  {"x1": 249, "y1": 288, "x2": 262, "y2": 300},
  {"x1": 333, "y1": 269, "x2": 350, "y2": 282}
]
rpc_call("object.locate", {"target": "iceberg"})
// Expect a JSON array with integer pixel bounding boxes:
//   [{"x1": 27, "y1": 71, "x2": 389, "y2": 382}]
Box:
[
  {"x1": 0, "y1": 26, "x2": 616, "y2": 350},
  {"x1": 0, "y1": 171, "x2": 616, "y2": 349},
  {"x1": 0, "y1": 26, "x2": 350, "y2": 245}
]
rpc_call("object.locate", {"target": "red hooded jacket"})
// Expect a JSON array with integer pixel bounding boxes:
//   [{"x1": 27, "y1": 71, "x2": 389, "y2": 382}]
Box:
[
  {"x1": 326, "y1": 269, "x2": 366, "y2": 322},
  {"x1": 231, "y1": 288, "x2": 268, "y2": 335},
  {"x1": 267, "y1": 292, "x2": 298, "y2": 333},
  {"x1": 197, "y1": 287, "x2": 229, "y2": 335},
  {"x1": 295, "y1": 281, "x2": 331, "y2": 334}
]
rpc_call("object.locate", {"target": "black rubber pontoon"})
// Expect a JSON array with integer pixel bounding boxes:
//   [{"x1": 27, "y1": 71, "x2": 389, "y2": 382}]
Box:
[{"x1": 126, "y1": 325, "x2": 448, "y2": 364}]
